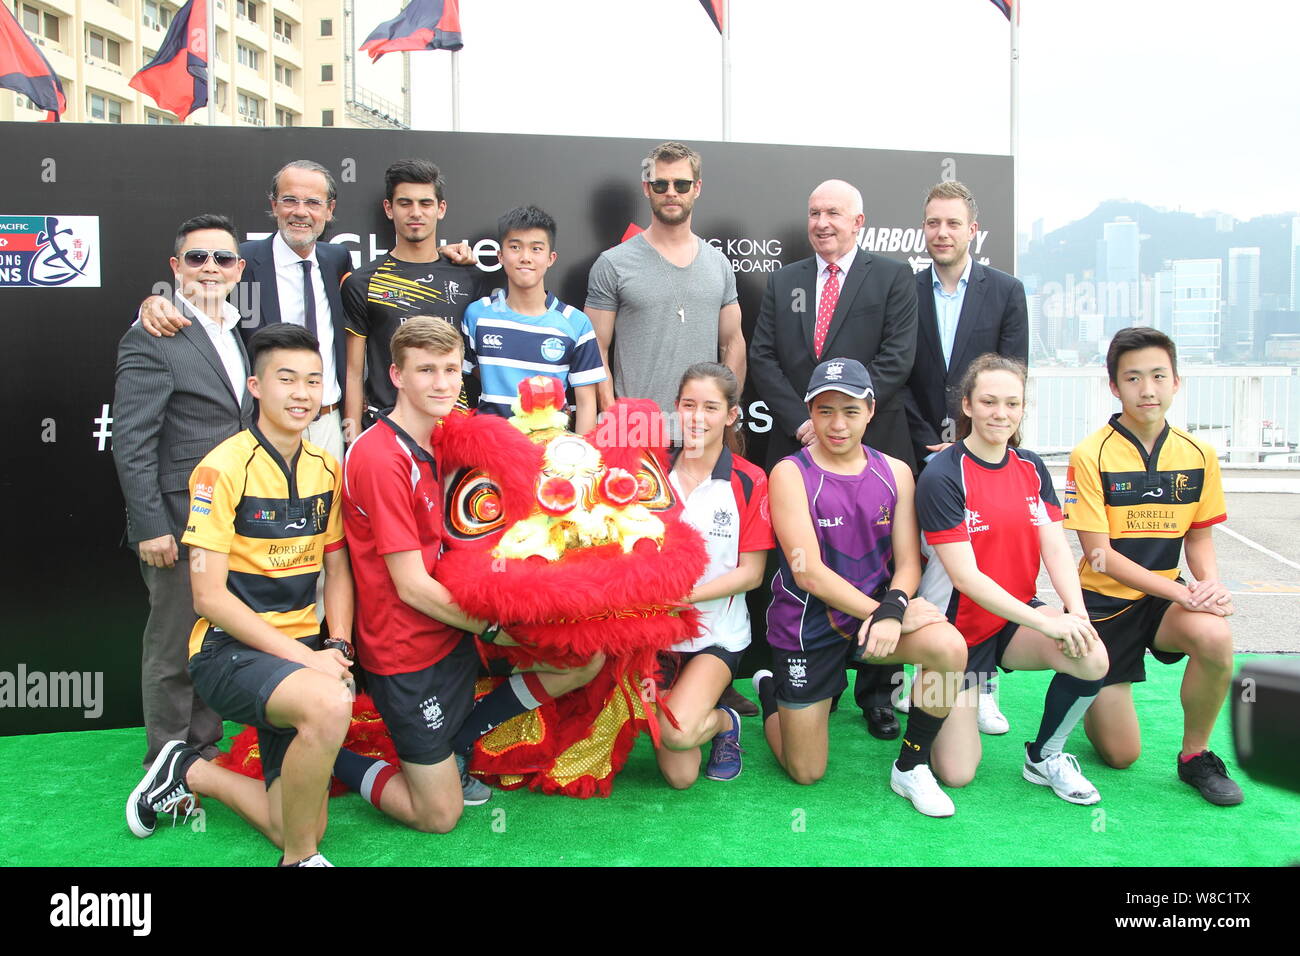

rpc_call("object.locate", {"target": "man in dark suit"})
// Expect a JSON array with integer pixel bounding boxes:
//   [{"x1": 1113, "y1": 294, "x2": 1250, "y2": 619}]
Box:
[
  {"x1": 900, "y1": 180, "x2": 1028, "y2": 736},
  {"x1": 140, "y1": 161, "x2": 351, "y2": 461},
  {"x1": 113, "y1": 214, "x2": 255, "y2": 766},
  {"x1": 750, "y1": 179, "x2": 918, "y2": 471},
  {"x1": 902, "y1": 180, "x2": 1028, "y2": 466},
  {"x1": 750, "y1": 179, "x2": 918, "y2": 740}
]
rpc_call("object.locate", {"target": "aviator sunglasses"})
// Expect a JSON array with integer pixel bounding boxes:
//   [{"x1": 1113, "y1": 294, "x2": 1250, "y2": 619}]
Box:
[{"x1": 181, "y1": 249, "x2": 240, "y2": 268}]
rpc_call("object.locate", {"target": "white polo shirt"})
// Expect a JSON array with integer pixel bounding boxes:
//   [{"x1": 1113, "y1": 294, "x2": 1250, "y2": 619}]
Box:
[{"x1": 668, "y1": 447, "x2": 774, "y2": 653}]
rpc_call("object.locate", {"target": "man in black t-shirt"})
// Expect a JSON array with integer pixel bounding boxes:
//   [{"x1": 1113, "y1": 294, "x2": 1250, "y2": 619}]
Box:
[{"x1": 343, "y1": 159, "x2": 491, "y2": 431}]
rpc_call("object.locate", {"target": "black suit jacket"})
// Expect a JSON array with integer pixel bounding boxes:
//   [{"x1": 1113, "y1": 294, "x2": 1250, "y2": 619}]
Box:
[
  {"x1": 749, "y1": 250, "x2": 918, "y2": 469},
  {"x1": 901, "y1": 261, "x2": 1028, "y2": 463},
  {"x1": 238, "y1": 236, "x2": 352, "y2": 395}
]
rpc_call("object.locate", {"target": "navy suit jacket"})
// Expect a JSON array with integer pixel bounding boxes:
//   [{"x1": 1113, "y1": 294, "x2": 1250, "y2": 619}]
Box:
[
  {"x1": 237, "y1": 236, "x2": 352, "y2": 397},
  {"x1": 901, "y1": 260, "x2": 1028, "y2": 462},
  {"x1": 749, "y1": 250, "x2": 919, "y2": 470}
]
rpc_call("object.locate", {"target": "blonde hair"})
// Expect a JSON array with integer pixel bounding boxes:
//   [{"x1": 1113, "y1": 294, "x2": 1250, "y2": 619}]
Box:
[
  {"x1": 642, "y1": 141, "x2": 702, "y2": 182},
  {"x1": 923, "y1": 181, "x2": 978, "y2": 223},
  {"x1": 391, "y1": 316, "x2": 463, "y2": 369}
]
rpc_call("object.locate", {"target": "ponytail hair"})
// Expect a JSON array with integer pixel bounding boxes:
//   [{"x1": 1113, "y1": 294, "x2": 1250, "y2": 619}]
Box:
[
  {"x1": 954, "y1": 352, "x2": 1028, "y2": 448},
  {"x1": 676, "y1": 361, "x2": 745, "y2": 457}
]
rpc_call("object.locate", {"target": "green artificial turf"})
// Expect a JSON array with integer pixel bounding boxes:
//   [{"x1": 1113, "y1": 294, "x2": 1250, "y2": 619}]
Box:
[{"x1": 2, "y1": 655, "x2": 1296, "y2": 867}]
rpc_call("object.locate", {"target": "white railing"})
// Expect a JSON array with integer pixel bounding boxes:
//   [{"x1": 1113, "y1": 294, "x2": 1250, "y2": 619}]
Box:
[{"x1": 1024, "y1": 365, "x2": 1300, "y2": 464}]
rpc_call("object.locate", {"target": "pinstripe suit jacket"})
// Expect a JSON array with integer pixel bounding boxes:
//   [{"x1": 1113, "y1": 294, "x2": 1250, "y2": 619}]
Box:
[{"x1": 112, "y1": 301, "x2": 255, "y2": 548}]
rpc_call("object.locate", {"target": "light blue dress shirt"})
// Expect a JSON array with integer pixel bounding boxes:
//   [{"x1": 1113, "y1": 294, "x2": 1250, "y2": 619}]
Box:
[{"x1": 932, "y1": 256, "x2": 973, "y2": 370}]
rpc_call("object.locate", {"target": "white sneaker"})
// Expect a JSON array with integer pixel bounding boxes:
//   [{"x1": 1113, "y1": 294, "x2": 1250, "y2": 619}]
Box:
[
  {"x1": 751, "y1": 669, "x2": 774, "y2": 700},
  {"x1": 282, "y1": 853, "x2": 334, "y2": 867},
  {"x1": 890, "y1": 762, "x2": 955, "y2": 818},
  {"x1": 1023, "y1": 748, "x2": 1101, "y2": 805},
  {"x1": 977, "y1": 689, "x2": 1010, "y2": 735}
]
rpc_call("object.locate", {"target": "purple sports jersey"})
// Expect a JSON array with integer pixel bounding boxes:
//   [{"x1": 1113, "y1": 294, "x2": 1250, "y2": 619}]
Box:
[{"x1": 767, "y1": 445, "x2": 898, "y2": 652}]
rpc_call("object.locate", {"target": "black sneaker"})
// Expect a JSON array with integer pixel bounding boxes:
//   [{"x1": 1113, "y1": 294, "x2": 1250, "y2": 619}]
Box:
[
  {"x1": 1177, "y1": 751, "x2": 1244, "y2": 806},
  {"x1": 127, "y1": 740, "x2": 199, "y2": 837}
]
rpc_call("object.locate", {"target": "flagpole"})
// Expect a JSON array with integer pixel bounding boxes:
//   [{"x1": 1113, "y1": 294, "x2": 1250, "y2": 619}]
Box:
[
  {"x1": 206, "y1": 0, "x2": 216, "y2": 126},
  {"x1": 721, "y1": 0, "x2": 732, "y2": 141},
  {"x1": 451, "y1": 49, "x2": 460, "y2": 130},
  {"x1": 1010, "y1": 0, "x2": 1019, "y2": 274}
]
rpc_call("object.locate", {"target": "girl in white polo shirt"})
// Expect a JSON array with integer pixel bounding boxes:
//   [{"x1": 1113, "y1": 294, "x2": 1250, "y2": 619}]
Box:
[{"x1": 655, "y1": 362, "x2": 774, "y2": 788}]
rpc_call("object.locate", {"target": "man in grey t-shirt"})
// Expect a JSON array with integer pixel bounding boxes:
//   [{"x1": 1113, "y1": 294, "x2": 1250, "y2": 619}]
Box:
[{"x1": 585, "y1": 141, "x2": 745, "y2": 420}]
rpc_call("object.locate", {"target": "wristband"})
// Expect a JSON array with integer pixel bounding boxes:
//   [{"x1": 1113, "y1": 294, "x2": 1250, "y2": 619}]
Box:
[
  {"x1": 871, "y1": 589, "x2": 909, "y2": 627},
  {"x1": 479, "y1": 622, "x2": 502, "y2": 645},
  {"x1": 322, "y1": 638, "x2": 355, "y2": 662}
]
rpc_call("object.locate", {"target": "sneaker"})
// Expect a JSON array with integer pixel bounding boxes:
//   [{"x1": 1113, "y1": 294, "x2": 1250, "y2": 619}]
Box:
[
  {"x1": 455, "y1": 753, "x2": 492, "y2": 806},
  {"x1": 890, "y1": 762, "x2": 955, "y2": 817},
  {"x1": 279, "y1": 853, "x2": 334, "y2": 867},
  {"x1": 704, "y1": 706, "x2": 743, "y2": 781},
  {"x1": 1023, "y1": 746, "x2": 1101, "y2": 805},
  {"x1": 1177, "y1": 751, "x2": 1244, "y2": 806},
  {"x1": 977, "y1": 688, "x2": 1010, "y2": 735},
  {"x1": 126, "y1": 740, "x2": 198, "y2": 838}
]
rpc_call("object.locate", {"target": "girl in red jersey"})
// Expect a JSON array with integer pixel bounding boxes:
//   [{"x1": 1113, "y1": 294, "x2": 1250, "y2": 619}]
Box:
[
  {"x1": 654, "y1": 363, "x2": 774, "y2": 788},
  {"x1": 916, "y1": 354, "x2": 1111, "y2": 805}
]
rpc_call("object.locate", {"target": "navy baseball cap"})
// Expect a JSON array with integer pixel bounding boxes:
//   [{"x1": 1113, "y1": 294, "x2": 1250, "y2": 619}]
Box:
[{"x1": 804, "y1": 357, "x2": 875, "y2": 402}]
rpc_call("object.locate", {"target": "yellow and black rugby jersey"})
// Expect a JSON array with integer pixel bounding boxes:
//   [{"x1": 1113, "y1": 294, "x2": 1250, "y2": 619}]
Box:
[
  {"x1": 1063, "y1": 413, "x2": 1226, "y2": 619},
  {"x1": 182, "y1": 424, "x2": 345, "y2": 657}
]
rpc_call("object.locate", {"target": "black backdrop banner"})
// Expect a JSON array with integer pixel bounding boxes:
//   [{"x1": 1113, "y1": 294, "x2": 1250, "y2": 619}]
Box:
[{"x1": 0, "y1": 124, "x2": 1010, "y2": 735}]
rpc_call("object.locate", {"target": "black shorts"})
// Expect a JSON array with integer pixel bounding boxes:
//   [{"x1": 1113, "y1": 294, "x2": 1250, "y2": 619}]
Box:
[
  {"x1": 770, "y1": 642, "x2": 860, "y2": 708},
  {"x1": 365, "y1": 635, "x2": 479, "y2": 765},
  {"x1": 188, "y1": 628, "x2": 321, "y2": 789},
  {"x1": 962, "y1": 597, "x2": 1046, "y2": 691},
  {"x1": 1094, "y1": 590, "x2": 1184, "y2": 686},
  {"x1": 656, "y1": 644, "x2": 745, "y2": 692}
]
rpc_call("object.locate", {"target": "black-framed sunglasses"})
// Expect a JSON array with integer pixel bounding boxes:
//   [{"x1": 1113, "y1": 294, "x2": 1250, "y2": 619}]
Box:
[
  {"x1": 648, "y1": 178, "x2": 697, "y2": 195},
  {"x1": 182, "y1": 249, "x2": 240, "y2": 268}
]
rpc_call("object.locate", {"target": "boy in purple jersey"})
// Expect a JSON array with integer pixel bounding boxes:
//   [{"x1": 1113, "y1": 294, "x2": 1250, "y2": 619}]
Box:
[{"x1": 752, "y1": 359, "x2": 969, "y2": 817}]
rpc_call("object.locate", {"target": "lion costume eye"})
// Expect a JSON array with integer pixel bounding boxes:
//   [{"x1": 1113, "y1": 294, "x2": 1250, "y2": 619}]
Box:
[
  {"x1": 634, "y1": 454, "x2": 674, "y2": 511},
  {"x1": 448, "y1": 468, "x2": 506, "y2": 539}
]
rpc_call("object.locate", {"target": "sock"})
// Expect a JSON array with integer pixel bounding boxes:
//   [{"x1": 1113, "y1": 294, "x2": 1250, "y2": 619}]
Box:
[
  {"x1": 177, "y1": 748, "x2": 202, "y2": 786},
  {"x1": 1179, "y1": 750, "x2": 1206, "y2": 764},
  {"x1": 332, "y1": 748, "x2": 398, "y2": 809},
  {"x1": 895, "y1": 708, "x2": 945, "y2": 772},
  {"x1": 1027, "y1": 672, "x2": 1104, "y2": 763},
  {"x1": 451, "y1": 672, "x2": 555, "y2": 754},
  {"x1": 756, "y1": 674, "x2": 778, "y2": 722}
]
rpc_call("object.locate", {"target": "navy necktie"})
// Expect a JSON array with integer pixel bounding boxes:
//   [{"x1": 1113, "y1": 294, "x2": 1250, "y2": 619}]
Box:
[{"x1": 299, "y1": 259, "x2": 318, "y2": 338}]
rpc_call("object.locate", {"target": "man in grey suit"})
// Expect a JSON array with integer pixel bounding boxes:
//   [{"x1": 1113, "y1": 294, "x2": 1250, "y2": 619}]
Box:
[{"x1": 113, "y1": 214, "x2": 255, "y2": 766}]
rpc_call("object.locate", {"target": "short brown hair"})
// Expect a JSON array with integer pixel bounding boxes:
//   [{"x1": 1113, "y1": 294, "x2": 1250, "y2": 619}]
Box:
[
  {"x1": 955, "y1": 352, "x2": 1028, "y2": 447},
  {"x1": 642, "y1": 141, "x2": 702, "y2": 182},
  {"x1": 923, "y1": 181, "x2": 978, "y2": 223},
  {"x1": 1106, "y1": 326, "x2": 1178, "y2": 384},
  {"x1": 391, "y1": 316, "x2": 463, "y2": 369}
]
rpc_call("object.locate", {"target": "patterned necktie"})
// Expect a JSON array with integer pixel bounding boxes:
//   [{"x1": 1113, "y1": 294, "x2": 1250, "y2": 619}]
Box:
[
  {"x1": 813, "y1": 262, "x2": 840, "y2": 358},
  {"x1": 300, "y1": 259, "x2": 318, "y2": 338}
]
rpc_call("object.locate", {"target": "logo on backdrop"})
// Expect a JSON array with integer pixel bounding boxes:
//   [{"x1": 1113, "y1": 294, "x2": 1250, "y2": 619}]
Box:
[
  {"x1": 706, "y1": 236, "x2": 784, "y2": 273},
  {"x1": 0, "y1": 215, "x2": 101, "y2": 288}
]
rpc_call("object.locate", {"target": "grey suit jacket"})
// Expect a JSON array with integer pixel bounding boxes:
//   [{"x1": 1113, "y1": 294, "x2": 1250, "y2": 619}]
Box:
[{"x1": 112, "y1": 307, "x2": 255, "y2": 548}]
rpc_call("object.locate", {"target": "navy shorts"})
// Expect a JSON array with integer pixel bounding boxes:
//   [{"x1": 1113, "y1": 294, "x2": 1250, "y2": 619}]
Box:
[
  {"x1": 962, "y1": 597, "x2": 1046, "y2": 691},
  {"x1": 188, "y1": 627, "x2": 321, "y2": 789},
  {"x1": 656, "y1": 644, "x2": 745, "y2": 692},
  {"x1": 770, "y1": 641, "x2": 861, "y2": 708},
  {"x1": 365, "y1": 635, "x2": 479, "y2": 765},
  {"x1": 1094, "y1": 588, "x2": 1184, "y2": 686}
]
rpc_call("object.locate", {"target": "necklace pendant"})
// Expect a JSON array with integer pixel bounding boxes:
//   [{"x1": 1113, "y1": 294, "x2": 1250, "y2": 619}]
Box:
[{"x1": 677, "y1": 307, "x2": 685, "y2": 323}]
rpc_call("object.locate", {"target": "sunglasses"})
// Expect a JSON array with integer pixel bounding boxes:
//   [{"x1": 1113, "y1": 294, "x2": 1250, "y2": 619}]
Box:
[
  {"x1": 182, "y1": 249, "x2": 240, "y2": 268},
  {"x1": 648, "y1": 178, "x2": 697, "y2": 195}
]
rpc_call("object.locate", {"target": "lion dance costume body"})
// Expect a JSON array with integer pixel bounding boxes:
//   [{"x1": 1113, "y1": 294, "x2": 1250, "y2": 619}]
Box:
[{"x1": 220, "y1": 376, "x2": 707, "y2": 798}]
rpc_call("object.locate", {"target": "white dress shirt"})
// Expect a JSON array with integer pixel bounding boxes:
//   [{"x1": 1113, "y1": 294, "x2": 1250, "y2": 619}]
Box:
[
  {"x1": 272, "y1": 232, "x2": 341, "y2": 405},
  {"x1": 177, "y1": 294, "x2": 246, "y2": 403},
  {"x1": 814, "y1": 246, "x2": 858, "y2": 306}
]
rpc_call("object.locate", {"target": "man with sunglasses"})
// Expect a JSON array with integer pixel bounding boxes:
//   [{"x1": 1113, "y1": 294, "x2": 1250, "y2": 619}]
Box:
[
  {"x1": 113, "y1": 214, "x2": 255, "y2": 770},
  {"x1": 585, "y1": 141, "x2": 746, "y2": 426}
]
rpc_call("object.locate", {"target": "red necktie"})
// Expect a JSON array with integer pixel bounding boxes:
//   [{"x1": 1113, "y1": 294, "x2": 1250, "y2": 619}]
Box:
[{"x1": 814, "y1": 262, "x2": 840, "y2": 358}]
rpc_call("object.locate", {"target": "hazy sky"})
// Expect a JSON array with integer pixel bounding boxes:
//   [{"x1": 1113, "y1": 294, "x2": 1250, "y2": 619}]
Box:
[{"x1": 404, "y1": 0, "x2": 1298, "y2": 233}]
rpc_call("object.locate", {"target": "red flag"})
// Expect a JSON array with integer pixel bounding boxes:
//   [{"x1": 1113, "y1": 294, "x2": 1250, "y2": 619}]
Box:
[
  {"x1": 0, "y1": 3, "x2": 66, "y2": 121},
  {"x1": 129, "y1": 0, "x2": 208, "y2": 120},
  {"x1": 698, "y1": 0, "x2": 724, "y2": 33},
  {"x1": 361, "y1": 0, "x2": 463, "y2": 63},
  {"x1": 988, "y1": 0, "x2": 1013, "y2": 19}
]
